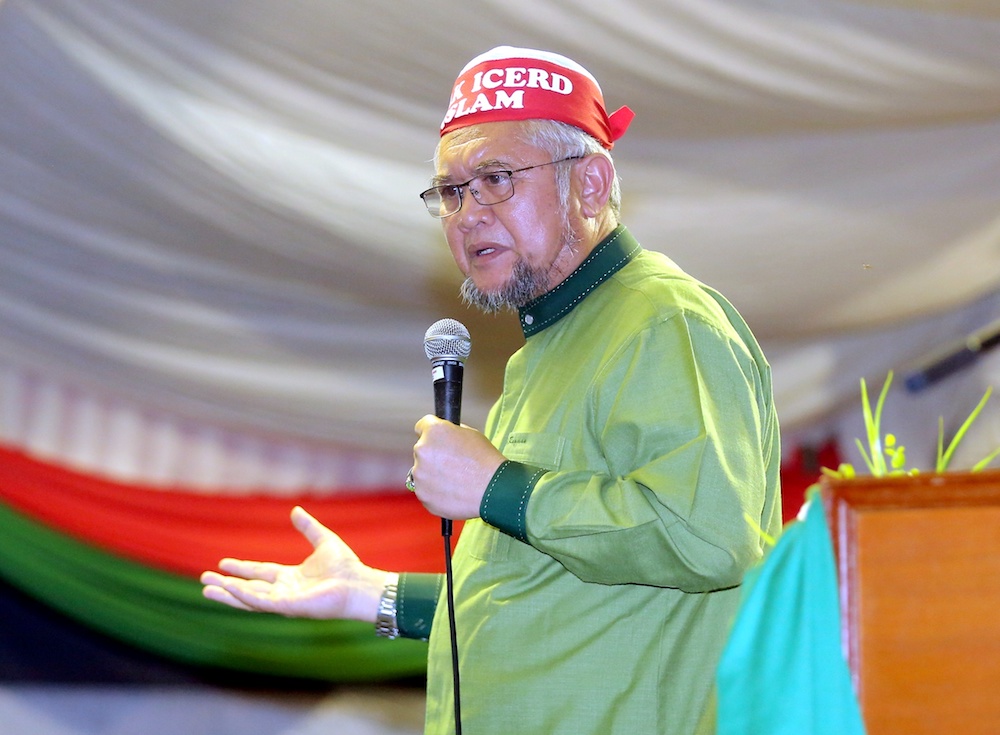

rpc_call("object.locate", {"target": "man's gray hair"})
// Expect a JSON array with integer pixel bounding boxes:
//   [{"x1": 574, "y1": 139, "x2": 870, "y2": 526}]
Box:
[{"x1": 515, "y1": 119, "x2": 622, "y2": 221}]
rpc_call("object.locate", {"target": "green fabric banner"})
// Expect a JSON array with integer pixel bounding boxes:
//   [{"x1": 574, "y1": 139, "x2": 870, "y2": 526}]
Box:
[
  {"x1": 0, "y1": 500, "x2": 427, "y2": 682},
  {"x1": 716, "y1": 487, "x2": 867, "y2": 734}
]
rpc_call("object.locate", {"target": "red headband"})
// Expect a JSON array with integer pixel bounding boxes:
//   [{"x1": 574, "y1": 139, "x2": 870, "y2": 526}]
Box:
[{"x1": 440, "y1": 46, "x2": 634, "y2": 150}]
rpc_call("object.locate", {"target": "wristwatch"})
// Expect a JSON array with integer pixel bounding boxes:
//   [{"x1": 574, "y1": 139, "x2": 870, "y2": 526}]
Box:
[{"x1": 374, "y1": 581, "x2": 399, "y2": 639}]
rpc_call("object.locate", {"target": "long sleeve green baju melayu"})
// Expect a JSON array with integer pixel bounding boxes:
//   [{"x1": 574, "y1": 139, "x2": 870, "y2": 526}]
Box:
[{"x1": 399, "y1": 226, "x2": 781, "y2": 735}]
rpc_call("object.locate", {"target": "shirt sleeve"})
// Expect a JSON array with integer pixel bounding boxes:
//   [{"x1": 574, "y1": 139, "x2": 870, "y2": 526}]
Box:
[
  {"x1": 480, "y1": 310, "x2": 780, "y2": 593},
  {"x1": 396, "y1": 572, "x2": 443, "y2": 640}
]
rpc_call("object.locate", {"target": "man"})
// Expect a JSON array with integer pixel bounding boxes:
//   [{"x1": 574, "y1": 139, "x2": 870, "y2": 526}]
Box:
[{"x1": 202, "y1": 46, "x2": 781, "y2": 734}]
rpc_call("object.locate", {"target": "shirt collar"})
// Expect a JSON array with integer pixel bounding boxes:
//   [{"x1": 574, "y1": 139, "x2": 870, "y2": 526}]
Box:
[{"x1": 518, "y1": 225, "x2": 640, "y2": 338}]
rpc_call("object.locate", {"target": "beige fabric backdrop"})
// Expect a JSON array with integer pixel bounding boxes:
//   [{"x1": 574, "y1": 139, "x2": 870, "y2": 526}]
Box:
[{"x1": 3, "y1": 0, "x2": 1000, "y2": 488}]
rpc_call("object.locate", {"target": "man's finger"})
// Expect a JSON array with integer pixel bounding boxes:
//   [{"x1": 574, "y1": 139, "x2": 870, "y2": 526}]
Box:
[
  {"x1": 217, "y1": 557, "x2": 284, "y2": 582},
  {"x1": 201, "y1": 581, "x2": 256, "y2": 612},
  {"x1": 291, "y1": 505, "x2": 334, "y2": 548}
]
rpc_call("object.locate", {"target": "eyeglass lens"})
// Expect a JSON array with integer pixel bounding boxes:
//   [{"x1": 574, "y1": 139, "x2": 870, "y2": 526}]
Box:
[{"x1": 426, "y1": 172, "x2": 514, "y2": 218}]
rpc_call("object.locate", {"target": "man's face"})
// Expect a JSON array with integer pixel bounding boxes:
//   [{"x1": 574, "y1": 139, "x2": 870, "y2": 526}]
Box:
[{"x1": 435, "y1": 121, "x2": 584, "y2": 310}]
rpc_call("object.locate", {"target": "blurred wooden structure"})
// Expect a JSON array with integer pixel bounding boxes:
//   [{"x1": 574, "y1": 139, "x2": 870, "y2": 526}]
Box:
[{"x1": 822, "y1": 471, "x2": 1000, "y2": 734}]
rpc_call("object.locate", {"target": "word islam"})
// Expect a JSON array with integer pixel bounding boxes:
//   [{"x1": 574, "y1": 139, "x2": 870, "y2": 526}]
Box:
[{"x1": 442, "y1": 66, "x2": 574, "y2": 128}]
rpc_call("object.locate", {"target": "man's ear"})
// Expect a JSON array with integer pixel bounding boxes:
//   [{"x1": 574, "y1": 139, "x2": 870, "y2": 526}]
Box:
[{"x1": 576, "y1": 154, "x2": 615, "y2": 218}]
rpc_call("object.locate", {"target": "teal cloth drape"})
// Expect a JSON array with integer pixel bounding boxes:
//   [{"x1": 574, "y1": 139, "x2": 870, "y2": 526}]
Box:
[{"x1": 717, "y1": 487, "x2": 867, "y2": 734}]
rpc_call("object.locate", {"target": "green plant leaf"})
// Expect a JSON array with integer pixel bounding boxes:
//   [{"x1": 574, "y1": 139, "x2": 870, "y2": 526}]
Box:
[
  {"x1": 937, "y1": 387, "x2": 993, "y2": 473},
  {"x1": 821, "y1": 463, "x2": 856, "y2": 480},
  {"x1": 871, "y1": 371, "x2": 893, "y2": 475},
  {"x1": 972, "y1": 446, "x2": 1000, "y2": 472},
  {"x1": 855, "y1": 437, "x2": 878, "y2": 476},
  {"x1": 859, "y1": 378, "x2": 879, "y2": 474}
]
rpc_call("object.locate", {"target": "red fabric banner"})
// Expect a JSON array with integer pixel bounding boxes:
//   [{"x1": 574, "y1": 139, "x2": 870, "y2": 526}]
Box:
[
  {"x1": 0, "y1": 438, "x2": 832, "y2": 583},
  {"x1": 0, "y1": 445, "x2": 453, "y2": 578}
]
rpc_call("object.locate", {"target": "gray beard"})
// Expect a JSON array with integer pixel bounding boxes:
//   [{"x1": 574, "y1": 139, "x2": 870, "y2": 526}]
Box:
[
  {"x1": 460, "y1": 258, "x2": 550, "y2": 313},
  {"x1": 460, "y1": 225, "x2": 579, "y2": 314}
]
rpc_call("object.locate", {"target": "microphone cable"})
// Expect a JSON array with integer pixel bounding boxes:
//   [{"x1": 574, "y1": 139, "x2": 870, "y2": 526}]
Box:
[{"x1": 442, "y1": 517, "x2": 462, "y2": 734}]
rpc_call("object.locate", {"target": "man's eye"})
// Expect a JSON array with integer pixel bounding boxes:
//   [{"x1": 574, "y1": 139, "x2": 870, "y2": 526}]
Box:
[
  {"x1": 440, "y1": 186, "x2": 462, "y2": 202},
  {"x1": 481, "y1": 173, "x2": 508, "y2": 187}
]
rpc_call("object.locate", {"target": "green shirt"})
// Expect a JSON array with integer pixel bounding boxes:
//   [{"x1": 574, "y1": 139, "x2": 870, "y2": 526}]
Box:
[{"x1": 400, "y1": 226, "x2": 781, "y2": 734}]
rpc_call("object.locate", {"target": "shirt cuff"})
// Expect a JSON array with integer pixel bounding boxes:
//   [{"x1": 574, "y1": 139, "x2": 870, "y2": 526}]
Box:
[
  {"x1": 479, "y1": 460, "x2": 546, "y2": 543},
  {"x1": 396, "y1": 572, "x2": 442, "y2": 641}
]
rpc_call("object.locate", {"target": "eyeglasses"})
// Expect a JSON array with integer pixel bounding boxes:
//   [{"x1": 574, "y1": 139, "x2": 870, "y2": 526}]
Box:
[{"x1": 419, "y1": 156, "x2": 583, "y2": 219}]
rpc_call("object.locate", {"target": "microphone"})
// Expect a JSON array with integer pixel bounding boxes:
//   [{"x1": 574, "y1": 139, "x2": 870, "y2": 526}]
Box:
[
  {"x1": 423, "y1": 319, "x2": 470, "y2": 733},
  {"x1": 424, "y1": 318, "x2": 472, "y2": 425}
]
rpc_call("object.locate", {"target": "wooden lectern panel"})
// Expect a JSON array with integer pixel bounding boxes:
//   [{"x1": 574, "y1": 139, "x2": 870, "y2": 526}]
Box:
[{"x1": 822, "y1": 471, "x2": 1000, "y2": 735}]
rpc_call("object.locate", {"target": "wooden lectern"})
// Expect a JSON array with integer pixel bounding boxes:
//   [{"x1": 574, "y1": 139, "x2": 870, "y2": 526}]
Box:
[{"x1": 821, "y1": 471, "x2": 1000, "y2": 735}]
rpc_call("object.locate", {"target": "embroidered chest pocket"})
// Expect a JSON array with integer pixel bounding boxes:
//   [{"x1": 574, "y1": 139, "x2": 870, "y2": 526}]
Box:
[{"x1": 502, "y1": 431, "x2": 567, "y2": 471}]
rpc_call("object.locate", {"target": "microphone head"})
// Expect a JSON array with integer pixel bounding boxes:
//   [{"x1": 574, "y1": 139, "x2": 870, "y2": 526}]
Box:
[{"x1": 424, "y1": 318, "x2": 472, "y2": 364}]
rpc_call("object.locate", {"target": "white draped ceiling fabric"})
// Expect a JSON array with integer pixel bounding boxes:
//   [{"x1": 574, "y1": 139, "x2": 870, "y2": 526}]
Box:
[{"x1": 3, "y1": 0, "x2": 1000, "y2": 491}]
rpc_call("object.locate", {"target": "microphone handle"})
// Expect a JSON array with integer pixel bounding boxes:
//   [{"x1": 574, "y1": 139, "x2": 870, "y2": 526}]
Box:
[{"x1": 433, "y1": 360, "x2": 463, "y2": 425}]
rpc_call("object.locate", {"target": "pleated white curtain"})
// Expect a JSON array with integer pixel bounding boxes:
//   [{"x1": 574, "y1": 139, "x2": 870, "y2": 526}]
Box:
[{"x1": 2, "y1": 0, "x2": 1000, "y2": 488}]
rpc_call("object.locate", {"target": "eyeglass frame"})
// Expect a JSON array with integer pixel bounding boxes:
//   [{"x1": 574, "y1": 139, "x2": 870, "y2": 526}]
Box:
[{"x1": 419, "y1": 155, "x2": 584, "y2": 219}]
